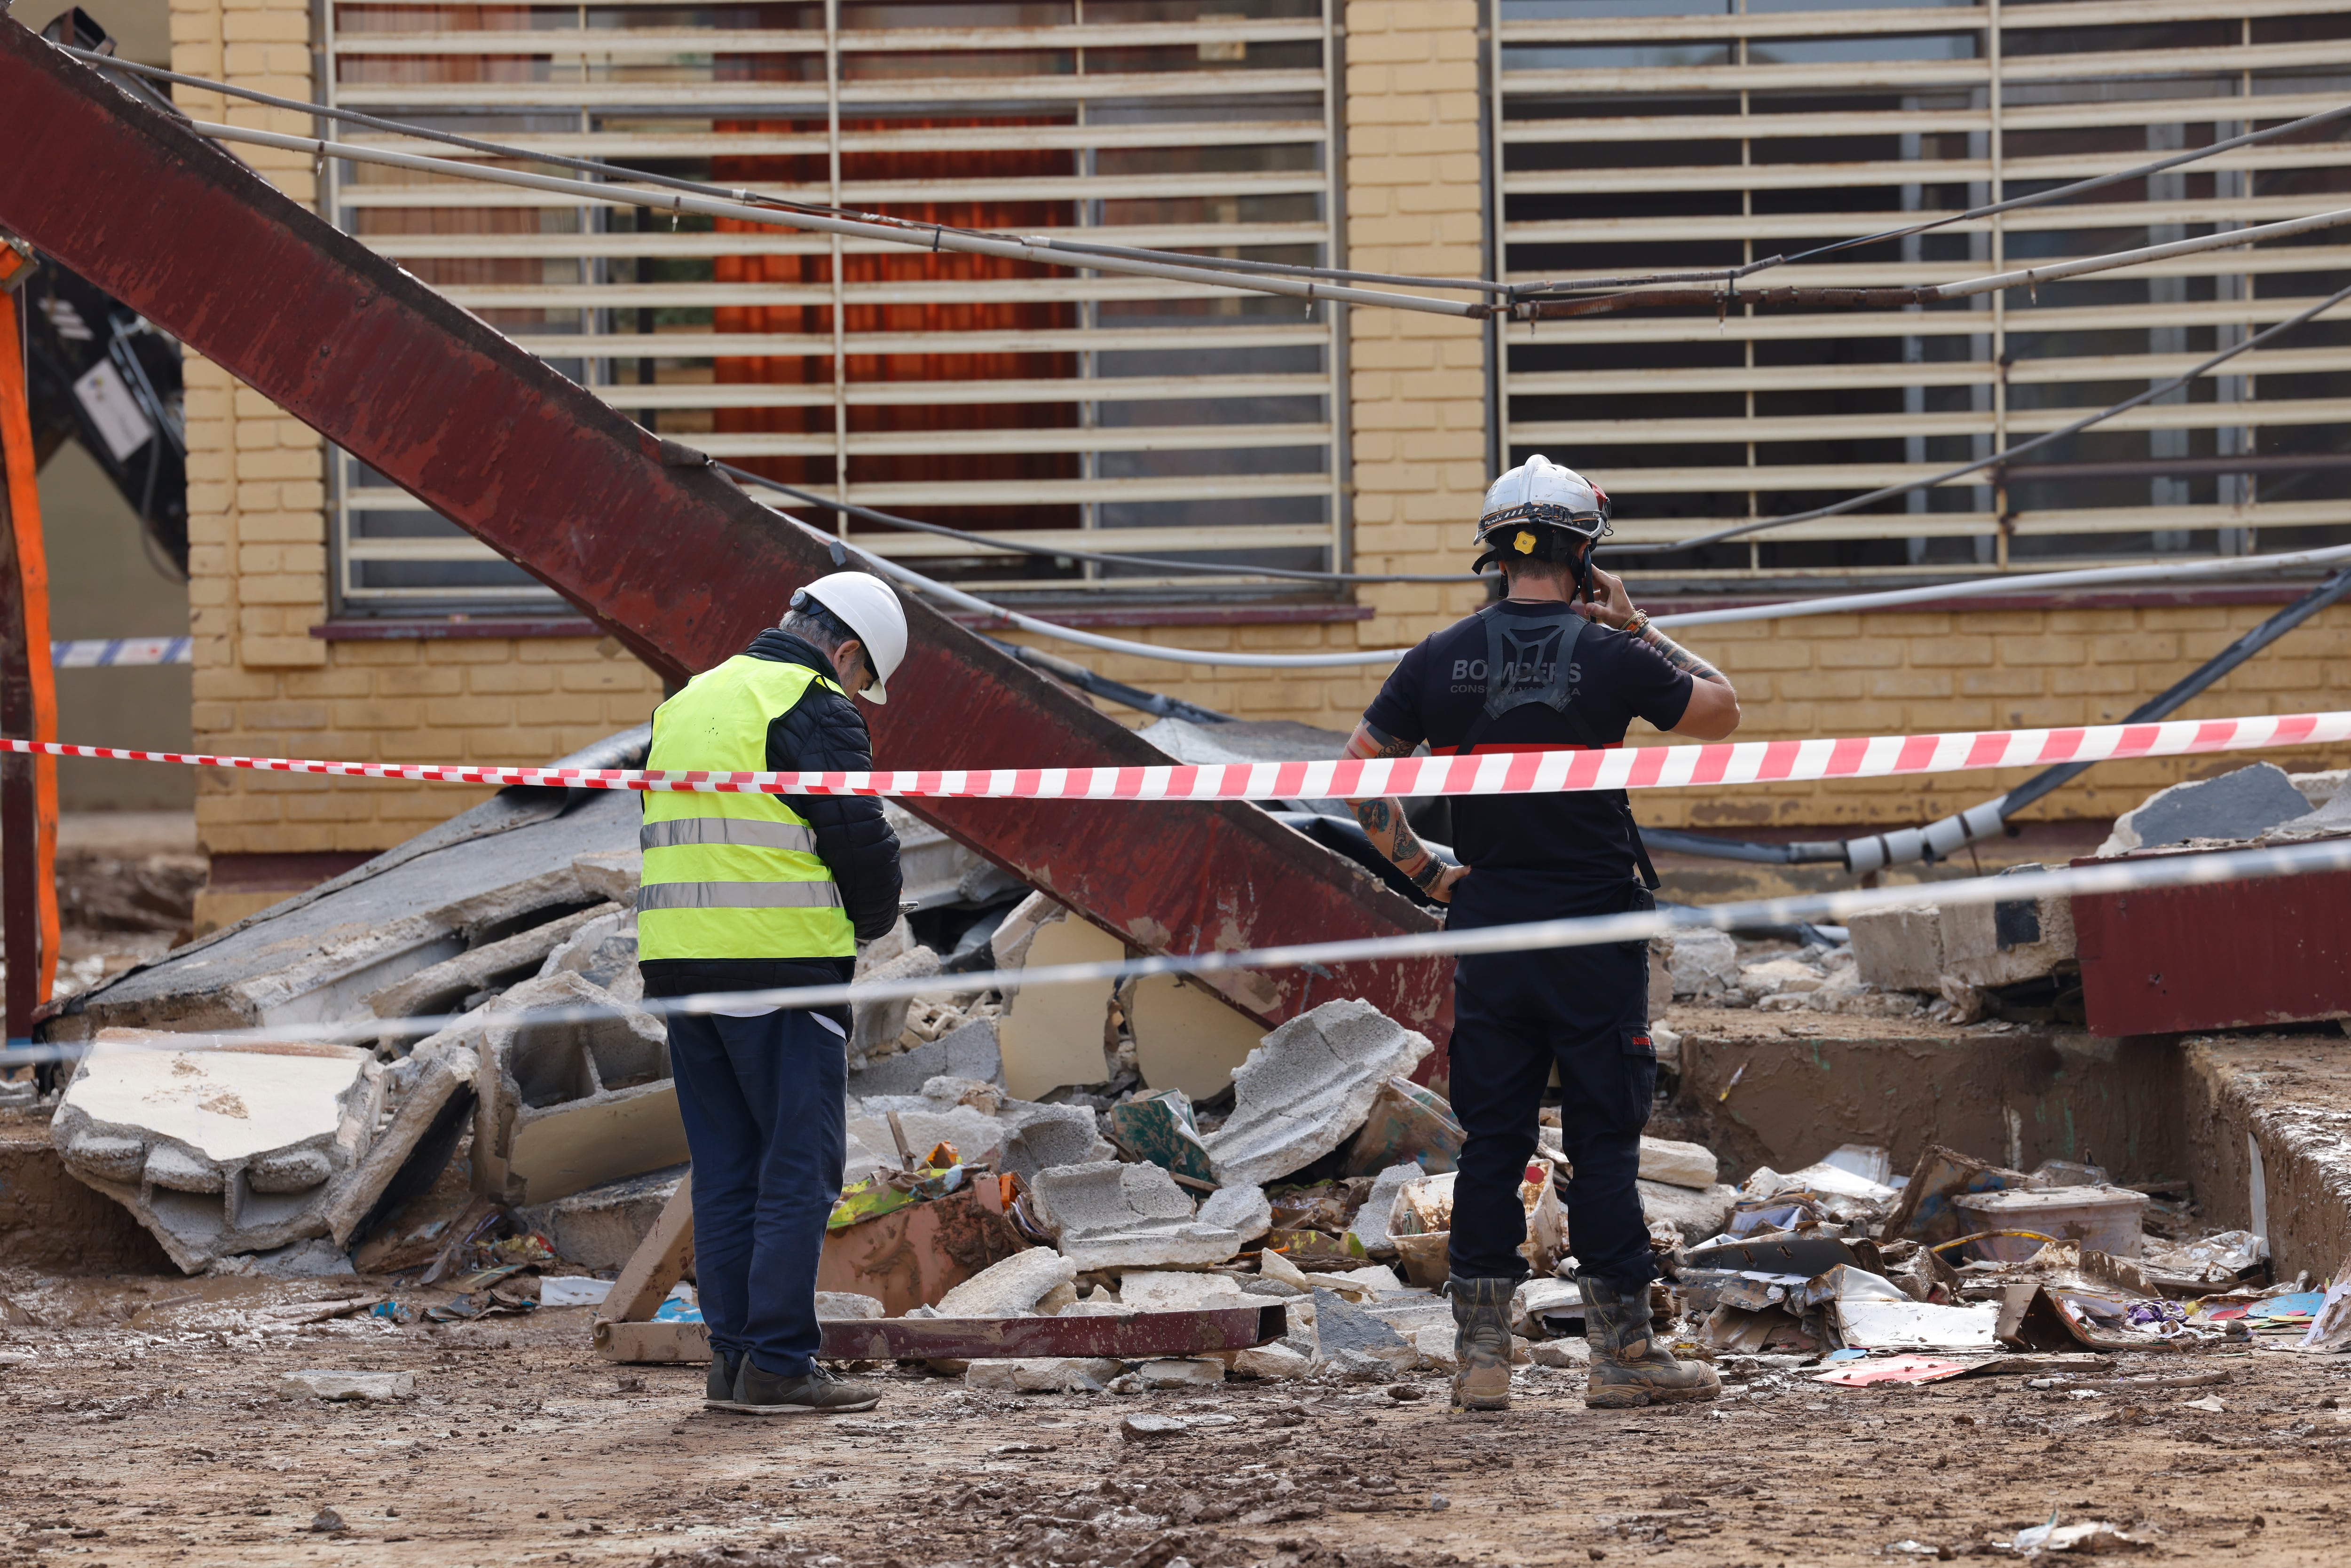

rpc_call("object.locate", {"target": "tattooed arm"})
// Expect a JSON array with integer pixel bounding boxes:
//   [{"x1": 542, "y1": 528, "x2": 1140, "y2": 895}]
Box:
[
  {"x1": 1342, "y1": 721, "x2": 1467, "y2": 904},
  {"x1": 1578, "y1": 564, "x2": 1742, "y2": 741}
]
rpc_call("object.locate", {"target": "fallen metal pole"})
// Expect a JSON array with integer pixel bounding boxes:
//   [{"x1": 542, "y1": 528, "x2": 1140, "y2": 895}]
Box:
[{"x1": 595, "y1": 1304, "x2": 1288, "y2": 1364}]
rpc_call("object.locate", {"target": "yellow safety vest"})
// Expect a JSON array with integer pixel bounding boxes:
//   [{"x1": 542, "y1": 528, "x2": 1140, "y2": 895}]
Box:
[{"x1": 636, "y1": 654, "x2": 855, "y2": 962}]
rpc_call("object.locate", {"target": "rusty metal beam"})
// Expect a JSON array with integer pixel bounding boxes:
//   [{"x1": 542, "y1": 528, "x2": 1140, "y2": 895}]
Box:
[{"x1": 0, "y1": 26, "x2": 1452, "y2": 1047}]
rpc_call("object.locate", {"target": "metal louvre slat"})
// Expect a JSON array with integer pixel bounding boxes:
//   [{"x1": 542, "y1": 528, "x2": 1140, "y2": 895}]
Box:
[
  {"x1": 432, "y1": 277, "x2": 1307, "y2": 309},
  {"x1": 330, "y1": 20, "x2": 1325, "y2": 55},
  {"x1": 358, "y1": 224, "x2": 1328, "y2": 259},
  {"x1": 337, "y1": 169, "x2": 1328, "y2": 207},
  {"x1": 503, "y1": 327, "x2": 1329, "y2": 358},
  {"x1": 1501, "y1": 142, "x2": 2351, "y2": 198},
  {"x1": 1514, "y1": 394, "x2": 2351, "y2": 447},
  {"x1": 1507, "y1": 245, "x2": 2351, "y2": 289},
  {"x1": 592, "y1": 374, "x2": 1331, "y2": 410},
  {"x1": 1503, "y1": 92, "x2": 2351, "y2": 144},
  {"x1": 1503, "y1": 295, "x2": 2351, "y2": 348},
  {"x1": 1500, "y1": 0, "x2": 2327, "y2": 43},
  {"x1": 1501, "y1": 38, "x2": 2351, "y2": 96},
  {"x1": 330, "y1": 69, "x2": 1332, "y2": 110},
  {"x1": 1509, "y1": 345, "x2": 2351, "y2": 397},
  {"x1": 1506, "y1": 194, "x2": 2351, "y2": 245},
  {"x1": 335, "y1": 122, "x2": 1328, "y2": 157}
]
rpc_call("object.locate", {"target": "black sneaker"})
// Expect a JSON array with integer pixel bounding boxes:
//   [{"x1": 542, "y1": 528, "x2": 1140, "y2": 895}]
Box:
[
  {"x1": 704, "y1": 1349, "x2": 740, "y2": 1409},
  {"x1": 719, "y1": 1358, "x2": 882, "y2": 1416}
]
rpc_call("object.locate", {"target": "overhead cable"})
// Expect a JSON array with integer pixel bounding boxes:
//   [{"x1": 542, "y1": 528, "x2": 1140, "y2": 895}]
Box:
[
  {"x1": 189, "y1": 119, "x2": 1491, "y2": 318},
  {"x1": 13, "y1": 836, "x2": 2351, "y2": 1067},
  {"x1": 715, "y1": 465, "x2": 1478, "y2": 586},
  {"x1": 78, "y1": 47, "x2": 2349, "y2": 311},
  {"x1": 1519, "y1": 205, "x2": 2351, "y2": 320},
  {"x1": 1604, "y1": 278, "x2": 2351, "y2": 557}
]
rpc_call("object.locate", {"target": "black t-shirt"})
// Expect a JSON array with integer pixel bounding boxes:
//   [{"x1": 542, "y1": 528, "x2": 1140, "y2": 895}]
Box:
[{"x1": 1362, "y1": 600, "x2": 1694, "y2": 887}]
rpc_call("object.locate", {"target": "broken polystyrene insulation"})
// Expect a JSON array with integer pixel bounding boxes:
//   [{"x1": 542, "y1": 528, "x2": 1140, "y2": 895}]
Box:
[
  {"x1": 1201, "y1": 999, "x2": 1433, "y2": 1188},
  {"x1": 462, "y1": 969, "x2": 687, "y2": 1208},
  {"x1": 52, "y1": 1030, "x2": 387, "y2": 1273},
  {"x1": 1027, "y1": 1159, "x2": 1241, "y2": 1269},
  {"x1": 988, "y1": 897, "x2": 1125, "y2": 1102}
]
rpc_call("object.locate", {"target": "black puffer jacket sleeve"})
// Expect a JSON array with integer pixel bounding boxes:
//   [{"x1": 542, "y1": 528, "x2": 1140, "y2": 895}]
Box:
[{"x1": 768, "y1": 685, "x2": 903, "y2": 943}]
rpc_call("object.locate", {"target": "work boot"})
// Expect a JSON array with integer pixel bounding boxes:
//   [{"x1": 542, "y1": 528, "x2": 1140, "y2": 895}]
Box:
[
  {"x1": 720, "y1": 1357, "x2": 882, "y2": 1416},
  {"x1": 1447, "y1": 1276, "x2": 1517, "y2": 1412},
  {"x1": 1578, "y1": 1273, "x2": 1720, "y2": 1410},
  {"x1": 704, "y1": 1348, "x2": 740, "y2": 1409}
]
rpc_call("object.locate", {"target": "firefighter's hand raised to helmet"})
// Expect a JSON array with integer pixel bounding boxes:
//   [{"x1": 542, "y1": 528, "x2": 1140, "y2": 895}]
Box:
[{"x1": 1573, "y1": 565, "x2": 1638, "y2": 629}]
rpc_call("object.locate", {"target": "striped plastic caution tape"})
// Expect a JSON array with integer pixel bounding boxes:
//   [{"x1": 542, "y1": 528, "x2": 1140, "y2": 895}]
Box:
[
  {"x1": 0, "y1": 719, "x2": 2342, "y2": 804},
  {"x1": 51, "y1": 637, "x2": 192, "y2": 667},
  {"x1": 1, "y1": 708, "x2": 2345, "y2": 798}
]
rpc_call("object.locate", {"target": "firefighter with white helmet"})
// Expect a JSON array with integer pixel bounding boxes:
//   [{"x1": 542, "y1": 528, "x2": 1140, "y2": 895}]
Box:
[
  {"x1": 1341, "y1": 455, "x2": 1741, "y2": 1413},
  {"x1": 636, "y1": 570, "x2": 908, "y2": 1417}
]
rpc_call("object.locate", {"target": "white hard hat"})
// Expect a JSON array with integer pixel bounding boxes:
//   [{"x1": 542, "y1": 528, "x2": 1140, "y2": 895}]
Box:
[
  {"x1": 1472, "y1": 454, "x2": 1611, "y2": 572},
  {"x1": 795, "y1": 571, "x2": 907, "y2": 705}
]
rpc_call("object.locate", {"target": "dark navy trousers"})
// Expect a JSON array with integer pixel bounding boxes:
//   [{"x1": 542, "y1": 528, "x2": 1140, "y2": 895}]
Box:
[
  {"x1": 664, "y1": 1007, "x2": 847, "y2": 1378},
  {"x1": 1442, "y1": 871, "x2": 1659, "y2": 1292}
]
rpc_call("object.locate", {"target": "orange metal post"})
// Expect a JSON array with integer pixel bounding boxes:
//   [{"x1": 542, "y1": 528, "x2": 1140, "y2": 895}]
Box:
[{"x1": 0, "y1": 273, "x2": 60, "y2": 1037}]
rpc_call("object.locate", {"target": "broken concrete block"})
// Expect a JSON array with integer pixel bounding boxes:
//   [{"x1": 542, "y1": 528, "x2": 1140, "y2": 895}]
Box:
[
  {"x1": 966, "y1": 1357, "x2": 1123, "y2": 1394},
  {"x1": 1410, "y1": 1325, "x2": 1459, "y2": 1373},
  {"x1": 277, "y1": 1369, "x2": 413, "y2": 1402},
  {"x1": 1138, "y1": 1357, "x2": 1225, "y2": 1389},
  {"x1": 1126, "y1": 972, "x2": 1265, "y2": 1102},
  {"x1": 1197, "y1": 1182, "x2": 1272, "y2": 1245},
  {"x1": 1638, "y1": 1179, "x2": 1739, "y2": 1245},
  {"x1": 52, "y1": 1031, "x2": 387, "y2": 1273},
  {"x1": 210, "y1": 1237, "x2": 359, "y2": 1279},
  {"x1": 816, "y1": 1291, "x2": 886, "y2": 1320},
  {"x1": 1848, "y1": 904, "x2": 1946, "y2": 993},
  {"x1": 536, "y1": 907, "x2": 642, "y2": 1004},
  {"x1": 1200, "y1": 1000, "x2": 1434, "y2": 1188},
  {"x1": 1527, "y1": 1339, "x2": 1588, "y2": 1368},
  {"x1": 1663, "y1": 929, "x2": 1740, "y2": 998},
  {"x1": 849, "y1": 943, "x2": 943, "y2": 1065},
  {"x1": 1000, "y1": 1104, "x2": 1117, "y2": 1186},
  {"x1": 465, "y1": 970, "x2": 687, "y2": 1207},
  {"x1": 992, "y1": 901, "x2": 1124, "y2": 1100},
  {"x1": 517, "y1": 1164, "x2": 685, "y2": 1271},
  {"x1": 845, "y1": 1016, "x2": 1004, "y2": 1098},
  {"x1": 2100, "y1": 762, "x2": 2312, "y2": 855},
  {"x1": 1028, "y1": 1160, "x2": 1241, "y2": 1269},
  {"x1": 1638, "y1": 1135, "x2": 1719, "y2": 1191},
  {"x1": 1310, "y1": 1285, "x2": 1412, "y2": 1366},
  {"x1": 1342, "y1": 1075, "x2": 1464, "y2": 1178},
  {"x1": 1738, "y1": 956, "x2": 1823, "y2": 1001},
  {"x1": 2290, "y1": 767, "x2": 2349, "y2": 809},
  {"x1": 934, "y1": 1247, "x2": 1080, "y2": 1318},
  {"x1": 1231, "y1": 1343, "x2": 1311, "y2": 1380},
  {"x1": 1347, "y1": 1162, "x2": 1425, "y2": 1257},
  {"x1": 1118, "y1": 1411, "x2": 1190, "y2": 1438},
  {"x1": 1114, "y1": 1271, "x2": 1248, "y2": 1312},
  {"x1": 1108, "y1": 1089, "x2": 1215, "y2": 1184}
]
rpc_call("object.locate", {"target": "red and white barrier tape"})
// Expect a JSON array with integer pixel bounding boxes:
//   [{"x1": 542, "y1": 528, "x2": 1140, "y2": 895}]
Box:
[{"x1": 5, "y1": 709, "x2": 2346, "y2": 798}]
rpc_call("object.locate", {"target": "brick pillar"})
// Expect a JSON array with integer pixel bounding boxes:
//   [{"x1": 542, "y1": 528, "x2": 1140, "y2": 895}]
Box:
[{"x1": 1343, "y1": 0, "x2": 1491, "y2": 642}]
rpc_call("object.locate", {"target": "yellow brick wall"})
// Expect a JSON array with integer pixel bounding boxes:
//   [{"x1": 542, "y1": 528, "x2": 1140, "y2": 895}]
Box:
[{"x1": 171, "y1": 0, "x2": 665, "y2": 860}]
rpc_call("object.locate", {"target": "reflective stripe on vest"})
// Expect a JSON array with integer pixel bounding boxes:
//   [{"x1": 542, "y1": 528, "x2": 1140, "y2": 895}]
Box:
[{"x1": 636, "y1": 654, "x2": 856, "y2": 961}]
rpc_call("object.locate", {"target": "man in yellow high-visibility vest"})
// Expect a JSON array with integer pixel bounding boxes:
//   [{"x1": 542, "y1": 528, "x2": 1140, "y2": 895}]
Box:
[{"x1": 637, "y1": 572, "x2": 908, "y2": 1417}]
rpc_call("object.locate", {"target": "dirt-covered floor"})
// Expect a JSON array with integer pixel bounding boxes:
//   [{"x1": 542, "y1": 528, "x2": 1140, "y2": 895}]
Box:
[{"x1": 4, "y1": 1276, "x2": 2349, "y2": 1568}]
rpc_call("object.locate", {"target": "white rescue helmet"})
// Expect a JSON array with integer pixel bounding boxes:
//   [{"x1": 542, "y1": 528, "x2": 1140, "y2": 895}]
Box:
[
  {"x1": 1472, "y1": 453, "x2": 1612, "y2": 573},
  {"x1": 793, "y1": 571, "x2": 907, "y2": 705}
]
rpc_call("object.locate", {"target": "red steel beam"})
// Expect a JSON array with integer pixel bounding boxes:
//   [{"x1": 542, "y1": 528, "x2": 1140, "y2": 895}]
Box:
[{"x1": 0, "y1": 26, "x2": 1452, "y2": 1048}]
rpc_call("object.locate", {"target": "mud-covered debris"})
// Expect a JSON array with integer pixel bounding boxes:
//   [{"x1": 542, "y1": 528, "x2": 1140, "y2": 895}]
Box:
[{"x1": 277, "y1": 1369, "x2": 414, "y2": 1402}]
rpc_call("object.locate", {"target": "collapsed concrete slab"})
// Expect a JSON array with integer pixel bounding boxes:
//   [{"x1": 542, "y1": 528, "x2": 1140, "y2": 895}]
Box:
[
  {"x1": 845, "y1": 1016, "x2": 1003, "y2": 1098},
  {"x1": 52, "y1": 1030, "x2": 387, "y2": 1272},
  {"x1": 2100, "y1": 762, "x2": 2312, "y2": 855},
  {"x1": 536, "y1": 906, "x2": 644, "y2": 1004},
  {"x1": 849, "y1": 936, "x2": 944, "y2": 1066},
  {"x1": 1200, "y1": 999, "x2": 1434, "y2": 1188},
  {"x1": 1660, "y1": 929, "x2": 1740, "y2": 999},
  {"x1": 1347, "y1": 1162, "x2": 1425, "y2": 1256},
  {"x1": 1197, "y1": 1181, "x2": 1272, "y2": 1244},
  {"x1": 847, "y1": 1078, "x2": 1110, "y2": 1184},
  {"x1": 363, "y1": 901, "x2": 622, "y2": 1023},
  {"x1": 47, "y1": 774, "x2": 641, "y2": 1043},
  {"x1": 1028, "y1": 1159, "x2": 1241, "y2": 1269}
]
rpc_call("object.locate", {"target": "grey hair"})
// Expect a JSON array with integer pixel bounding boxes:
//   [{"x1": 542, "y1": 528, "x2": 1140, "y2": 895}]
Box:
[{"x1": 779, "y1": 591, "x2": 857, "y2": 652}]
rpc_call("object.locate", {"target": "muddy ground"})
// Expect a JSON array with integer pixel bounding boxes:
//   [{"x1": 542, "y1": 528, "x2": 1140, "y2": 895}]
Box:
[{"x1": 3, "y1": 1276, "x2": 2348, "y2": 1568}]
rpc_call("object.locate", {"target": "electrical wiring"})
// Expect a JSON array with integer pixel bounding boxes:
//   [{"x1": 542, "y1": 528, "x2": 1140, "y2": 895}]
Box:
[
  {"x1": 1602, "y1": 278, "x2": 2351, "y2": 558},
  {"x1": 187, "y1": 118, "x2": 1492, "y2": 319},
  {"x1": 712, "y1": 464, "x2": 1479, "y2": 586},
  {"x1": 61, "y1": 46, "x2": 1501, "y2": 302}
]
